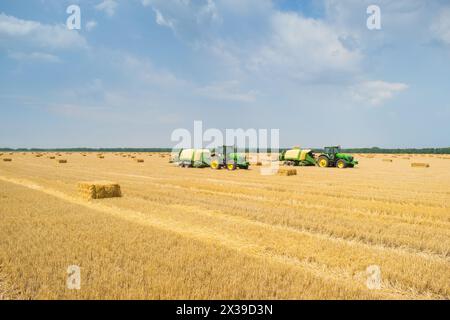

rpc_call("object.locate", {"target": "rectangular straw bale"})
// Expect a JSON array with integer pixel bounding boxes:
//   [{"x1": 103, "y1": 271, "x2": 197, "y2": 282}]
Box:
[
  {"x1": 3, "y1": 158, "x2": 12, "y2": 162},
  {"x1": 135, "y1": 159, "x2": 144, "y2": 163},
  {"x1": 78, "y1": 181, "x2": 122, "y2": 200},
  {"x1": 277, "y1": 168, "x2": 297, "y2": 176},
  {"x1": 411, "y1": 163, "x2": 430, "y2": 168},
  {"x1": 57, "y1": 159, "x2": 67, "y2": 163}
]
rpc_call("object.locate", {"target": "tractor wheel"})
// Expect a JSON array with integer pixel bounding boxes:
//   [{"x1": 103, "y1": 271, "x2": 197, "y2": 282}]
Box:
[
  {"x1": 226, "y1": 162, "x2": 237, "y2": 171},
  {"x1": 318, "y1": 156, "x2": 329, "y2": 168},
  {"x1": 211, "y1": 160, "x2": 220, "y2": 170},
  {"x1": 336, "y1": 159, "x2": 347, "y2": 169}
]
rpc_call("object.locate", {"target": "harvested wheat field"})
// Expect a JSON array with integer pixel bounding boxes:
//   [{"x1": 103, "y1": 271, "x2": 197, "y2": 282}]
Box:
[{"x1": 0, "y1": 152, "x2": 449, "y2": 300}]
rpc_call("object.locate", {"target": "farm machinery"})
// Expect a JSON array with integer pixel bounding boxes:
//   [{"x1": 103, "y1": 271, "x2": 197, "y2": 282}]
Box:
[
  {"x1": 210, "y1": 146, "x2": 249, "y2": 170},
  {"x1": 316, "y1": 146, "x2": 358, "y2": 168},
  {"x1": 173, "y1": 149, "x2": 211, "y2": 168},
  {"x1": 279, "y1": 147, "x2": 316, "y2": 166},
  {"x1": 172, "y1": 146, "x2": 249, "y2": 170},
  {"x1": 280, "y1": 146, "x2": 358, "y2": 168},
  {"x1": 172, "y1": 145, "x2": 357, "y2": 170}
]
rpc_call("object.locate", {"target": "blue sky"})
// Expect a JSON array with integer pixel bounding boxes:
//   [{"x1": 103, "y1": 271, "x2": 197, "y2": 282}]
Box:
[{"x1": 0, "y1": 0, "x2": 449, "y2": 148}]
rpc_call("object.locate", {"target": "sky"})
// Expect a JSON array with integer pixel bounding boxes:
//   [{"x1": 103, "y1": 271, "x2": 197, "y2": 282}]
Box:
[{"x1": 0, "y1": 0, "x2": 449, "y2": 148}]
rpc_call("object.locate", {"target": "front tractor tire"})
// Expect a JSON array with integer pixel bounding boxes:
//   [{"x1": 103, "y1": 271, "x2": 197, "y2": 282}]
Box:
[
  {"x1": 211, "y1": 160, "x2": 221, "y2": 170},
  {"x1": 226, "y1": 161, "x2": 237, "y2": 171},
  {"x1": 318, "y1": 156, "x2": 329, "y2": 168},
  {"x1": 336, "y1": 159, "x2": 347, "y2": 169}
]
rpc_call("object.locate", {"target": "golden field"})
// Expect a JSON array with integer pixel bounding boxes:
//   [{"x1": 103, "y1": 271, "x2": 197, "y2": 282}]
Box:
[{"x1": 0, "y1": 152, "x2": 449, "y2": 299}]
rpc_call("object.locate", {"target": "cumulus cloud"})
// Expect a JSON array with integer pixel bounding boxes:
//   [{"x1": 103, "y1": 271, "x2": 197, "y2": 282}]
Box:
[
  {"x1": 323, "y1": 0, "x2": 440, "y2": 52},
  {"x1": 0, "y1": 13, "x2": 87, "y2": 49},
  {"x1": 350, "y1": 81, "x2": 408, "y2": 106},
  {"x1": 197, "y1": 81, "x2": 257, "y2": 103},
  {"x1": 143, "y1": 0, "x2": 221, "y2": 40},
  {"x1": 153, "y1": 9, "x2": 175, "y2": 30},
  {"x1": 430, "y1": 7, "x2": 450, "y2": 45},
  {"x1": 8, "y1": 51, "x2": 61, "y2": 63},
  {"x1": 0, "y1": 13, "x2": 87, "y2": 50},
  {"x1": 86, "y1": 20, "x2": 98, "y2": 32},
  {"x1": 248, "y1": 12, "x2": 361, "y2": 81},
  {"x1": 95, "y1": 0, "x2": 118, "y2": 17},
  {"x1": 197, "y1": 0, "x2": 220, "y2": 24}
]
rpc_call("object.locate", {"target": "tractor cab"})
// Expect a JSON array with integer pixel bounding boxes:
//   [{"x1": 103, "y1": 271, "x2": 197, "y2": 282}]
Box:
[{"x1": 324, "y1": 146, "x2": 341, "y2": 158}]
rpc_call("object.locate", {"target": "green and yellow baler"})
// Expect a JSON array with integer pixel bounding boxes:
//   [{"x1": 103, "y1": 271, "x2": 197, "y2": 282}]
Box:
[
  {"x1": 279, "y1": 148, "x2": 316, "y2": 166},
  {"x1": 175, "y1": 149, "x2": 211, "y2": 168}
]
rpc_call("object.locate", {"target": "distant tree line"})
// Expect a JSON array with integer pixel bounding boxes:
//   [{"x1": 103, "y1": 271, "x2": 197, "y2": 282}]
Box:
[
  {"x1": 1, "y1": 146, "x2": 450, "y2": 154},
  {"x1": 334, "y1": 147, "x2": 450, "y2": 154},
  {"x1": 0, "y1": 148, "x2": 173, "y2": 153}
]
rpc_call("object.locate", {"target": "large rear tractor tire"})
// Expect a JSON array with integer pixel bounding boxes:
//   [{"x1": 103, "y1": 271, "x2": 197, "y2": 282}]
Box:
[
  {"x1": 318, "y1": 156, "x2": 329, "y2": 168},
  {"x1": 336, "y1": 159, "x2": 347, "y2": 169}
]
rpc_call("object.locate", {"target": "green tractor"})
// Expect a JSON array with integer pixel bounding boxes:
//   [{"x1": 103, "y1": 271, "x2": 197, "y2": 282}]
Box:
[
  {"x1": 279, "y1": 147, "x2": 316, "y2": 166},
  {"x1": 210, "y1": 146, "x2": 249, "y2": 170},
  {"x1": 317, "y1": 146, "x2": 358, "y2": 169}
]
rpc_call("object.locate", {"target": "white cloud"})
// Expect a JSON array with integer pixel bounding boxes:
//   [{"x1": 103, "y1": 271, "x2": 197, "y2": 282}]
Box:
[
  {"x1": 153, "y1": 9, "x2": 175, "y2": 30},
  {"x1": 120, "y1": 54, "x2": 187, "y2": 88},
  {"x1": 350, "y1": 81, "x2": 408, "y2": 106},
  {"x1": 248, "y1": 12, "x2": 361, "y2": 81},
  {"x1": 430, "y1": 7, "x2": 450, "y2": 45},
  {"x1": 143, "y1": 0, "x2": 221, "y2": 40},
  {"x1": 95, "y1": 0, "x2": 118, "y2": 17},
  {"x1": 8, "y1": 51, "x2": 61, "y2": 63},
  {"x1": 197, "y1": 81, "x2": 257, "y2": 102},
  {"x1": 0, "y1": 13, "x2": 87, "y2": 50},
  {"x1": 197, "y1": 0, "x2": 221, "y2": 25},
  {"x1": 86, "y1": 20, "x2": 98, "y2": 32},
  {"x1": 217, "y1": 0, "x2": 272, "y2": 16},
  {"x1": 323, "y1": 0, "x2": 438, "y2": 51},
  {"x1": 0, "y1": 13, "x2": 39, "y2": 36}
]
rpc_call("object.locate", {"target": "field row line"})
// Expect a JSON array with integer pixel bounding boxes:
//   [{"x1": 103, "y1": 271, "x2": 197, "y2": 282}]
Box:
[
  {"x1": 117, "y1": 178, "x2": 450, "y2": 237},
  {"x1": 3, "y1": 164, "x2": 447, "y2": 258},
  {"x1": 8, "y1": 161, "x2": 449, "y2": 207},
  {"x1": 1, "y1": 175, "x2": 448, "y2": 299}
]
